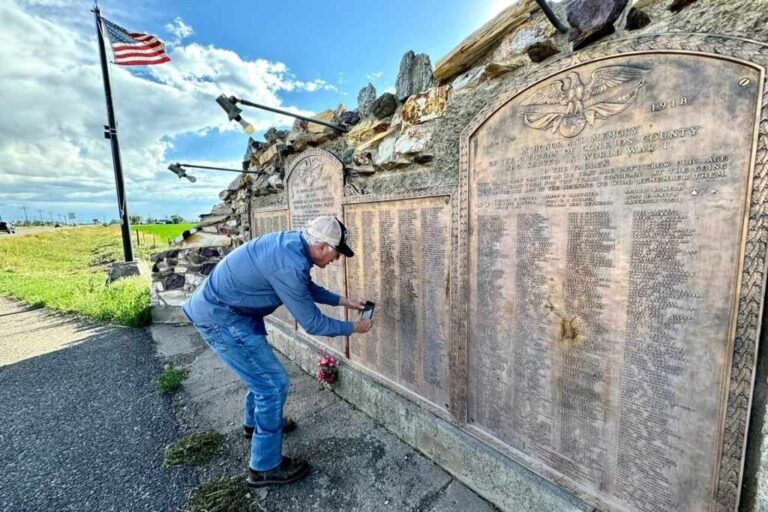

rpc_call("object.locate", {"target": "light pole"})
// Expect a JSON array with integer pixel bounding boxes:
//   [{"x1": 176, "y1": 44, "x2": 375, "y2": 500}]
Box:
[
  {"x1": 168, "y1": 162, "x2": 260, "y2": 183},
  {"x1": 19, "y1": 205, "x2": 29, "y2": 225},
  {"x1": 215, "y1": 94, "x2": 348, "y2": 135}
]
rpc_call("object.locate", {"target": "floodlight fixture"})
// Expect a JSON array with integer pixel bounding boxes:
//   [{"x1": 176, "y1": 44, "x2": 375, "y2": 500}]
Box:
[
  {"x1": 216, "y1": 94, "x2": 256, "y2": 134},
  {"x1": 168, "y1": 162, "x2": 197, "y2": 182}
]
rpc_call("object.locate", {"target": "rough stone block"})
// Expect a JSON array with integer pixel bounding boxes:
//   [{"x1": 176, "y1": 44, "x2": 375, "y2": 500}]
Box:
[
  {"x1": 526, "y1": 40, "x2": 560, "y2": 63},
  {"x1": 345, "y1": 118, "x2": 392, "y2": 147},
  {"x1": 625, "y1": 7, "x2": 651, "y2": 30},
  {"x1": 258, "y1": 144, "x2": 282, "y2": 166},
  {"x1": 401, "y1": 85, "x2": 450, "y2": 126},
  {"x1": 395, "y1": 51, "x2": 435, "y2": 101},
  {"x1": 572, "y1": 22, "x2": 616, "y2": 51},
  {"x1": 150, "y1": 304, "x2": 190, "y2": 324},
  {"x1": 484, "y1": 57, "x2": 527, "y2": 79},
  {"x1": 451, "y1": 65, "x2": 486, "y2": 92},
  {"x1": 668, "y1": 0, "x2": 697, "y2": 12},
  {"x1": 567, "y1": 0, "x2": 629, "y2": 33},
  {"x1": 372, "y1": 93, "x2": 398, "y2": 120},
  {"x1": 357, "y1": 83, "x2": 377, "y2": 118},
  {"x1": 394, "y1": 123, "x2": 435, "y2": 157},
  {"x1": 307, "y1": 109, "x2": 338, "y2": 134}
]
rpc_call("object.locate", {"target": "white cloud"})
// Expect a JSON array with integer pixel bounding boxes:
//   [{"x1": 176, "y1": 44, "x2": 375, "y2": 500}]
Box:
[
  {"x1": 0, "y1": 0, "x2": 339, "y2": 222},
  {"x1": 165, "y1": 17, "x2": 193, "y2": 44},
  {"x1": 366, "y1": 71, "x2": 383, "y2": 81}
]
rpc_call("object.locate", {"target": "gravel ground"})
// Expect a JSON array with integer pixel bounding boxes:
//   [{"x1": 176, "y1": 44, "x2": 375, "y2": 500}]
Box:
[{"x1": 0, "y1": 298, "x2": 198, "y2": 512}]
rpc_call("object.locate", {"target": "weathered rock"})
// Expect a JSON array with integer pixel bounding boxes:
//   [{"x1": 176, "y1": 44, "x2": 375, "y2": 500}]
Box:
[
  {"x1": 199, "y1": 247, "x2": 220, "y2": 258},
  {"x1": 394, "y1": 123, "x2": 435, "y2": 157},
  {"x1": 345, "y1": 118, "x2": 392, "y2": 147},
  {"x1": 198, "y1": 214, "x2": 229, "y2": 228},
  {"x1": 451, "y1": 66, "x2": 486, "y2": 92},
  {"x1": 625, "y1": 7, "x2": 652, "y2": 30},
  {"x1": 526, "y1": 41, "x2": 560, "y2": 63},
  {"x1": 353, "y1": 148, "x2": 377, "y2": 167},
  {"x1": 401, "y1": 86, "x2": 450, "y2": 126},
  {"x1": 434, "y1": 0, "x2": 537, "y2": 82},
  {"x1": 267, "y1": 174, "x2": 284, "y2": 190},
  {"x1": 669, "y1": 0, "x2": 697, "y2": 12},
  {"x1": 264, "y1": 127, "x2": 288, "y2": 144},
  {"x1": 484, "y1": 56, "x2": 527, "y2": 78},
  {"x1": 395, "y1": 51, "x2": 435, "y2": 101},
  {"x1": 200, "y1": 262, "x2": 218, "y2": 276},
  {"x1": 339, "y1": 110, "x2": 361, "y2": 127},
  {"x1": 163, "y1": 273, "x2": 185, "y2": 291},
  {"x1": 572, "y1": 22, "x2": 616, "y2": 51},
  {"x1": 259, "y1": 144, "x2": 282, "y2": 166},
  {"x1": 372, "y1": 93, "x2": 398, "y2": 119},
  {"x1": 341, "y1": 147, "x2": 355, "y2": 165},
  {"x1": 374, "y1": 134, "x2": 410, "y2": 169},
  {"x1": 567, "y1": 0, "x2": 628, "y2": 34},
  {"x1": 286, "y1": 130, "x2": 311, "y2": 152},
  {"x1": 211, "y1": 203, "x2": 233, "y2": 216},
  {"x1": 357, "y1": 83, "x2": 377, "y2": 118},
  {"x1": 226, "y1": 174, "x2": 245, "y2": 192},
  {"x1": 105, "y1": 260, "x2": 148, "y2": 284},
  {"x1": 307, "y1": 109, "x2": 340, "y2": 134}
]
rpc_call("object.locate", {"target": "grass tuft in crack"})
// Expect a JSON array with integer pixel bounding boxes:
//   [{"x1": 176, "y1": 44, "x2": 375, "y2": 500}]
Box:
[
  {"x1": 155, "y1": 364, "x2": 189, "y2": 394},
  {"x1": 164, "y1": 432, "x2": 226, "y2": 466},
  {"x1": 183, "y1": 477, "x2": 263, "y2": 512}
]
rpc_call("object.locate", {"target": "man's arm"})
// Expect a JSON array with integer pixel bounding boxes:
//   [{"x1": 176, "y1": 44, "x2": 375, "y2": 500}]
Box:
[
  {"x1": 269, "y1": 269, "x2": 354, "y2": 337},
  {"x1": 308, "y1": 280, "x2": 343, "y2": 306}
]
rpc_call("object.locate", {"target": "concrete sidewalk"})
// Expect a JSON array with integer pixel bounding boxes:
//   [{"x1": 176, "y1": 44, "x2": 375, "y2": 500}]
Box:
[{"x1": 151, "y1": 323, "x2": 497, "y2": 512}]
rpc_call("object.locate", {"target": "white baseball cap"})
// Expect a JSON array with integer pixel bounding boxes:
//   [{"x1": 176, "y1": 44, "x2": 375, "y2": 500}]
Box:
[{"x1": 305, "y1": 216, "x2": 354, "y2": 257}]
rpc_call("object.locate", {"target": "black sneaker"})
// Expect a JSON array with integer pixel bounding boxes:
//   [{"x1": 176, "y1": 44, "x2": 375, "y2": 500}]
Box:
[
  {"x1": 247, "y1": 457, "x2": 309, "y2": 487},
  {"x1": 244, "y1": 418, "x2": 296, "y2": 439}
]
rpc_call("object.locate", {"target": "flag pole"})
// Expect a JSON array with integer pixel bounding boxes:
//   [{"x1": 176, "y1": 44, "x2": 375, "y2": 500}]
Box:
[{"x1": 93, "y1": 5, "x2": 133, "y2": 262}]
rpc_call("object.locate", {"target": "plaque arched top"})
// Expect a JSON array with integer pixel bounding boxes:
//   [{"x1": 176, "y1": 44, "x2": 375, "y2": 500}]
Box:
[
  {"x1": 285, "y1": 148, "x2": 345, "y2": 231},
  {"x1": 285, "y1": 148, "x2": 344, "y2": 188}
]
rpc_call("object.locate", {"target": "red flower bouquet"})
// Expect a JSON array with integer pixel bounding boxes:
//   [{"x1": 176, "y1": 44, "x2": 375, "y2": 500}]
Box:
[{"x1": 316, "y1": 351, "x2": 338, "y2": 387}]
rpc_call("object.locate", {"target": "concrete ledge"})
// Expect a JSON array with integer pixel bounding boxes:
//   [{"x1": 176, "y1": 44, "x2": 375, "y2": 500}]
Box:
[
  {"x1": 150, "y1": 305, "x2": 190, "y2": 325},
  {"x1": 266, "y1": 322, "x2": 593, "y2": 512}
]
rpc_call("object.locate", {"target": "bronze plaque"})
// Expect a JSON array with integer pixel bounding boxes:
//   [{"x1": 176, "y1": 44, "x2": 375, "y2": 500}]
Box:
[
  {"x1": 344, "y1": 195, "x2": 452, "y2": 410},
  {"x1": 286, "y1": 149, "x2": 347, "y2": 353},
  {"x1": 461, "y1": 51, "x2": 763, "y2": 512},
  {"x1": 251, "y1": 207, "x2": 294, "y2": 329}
]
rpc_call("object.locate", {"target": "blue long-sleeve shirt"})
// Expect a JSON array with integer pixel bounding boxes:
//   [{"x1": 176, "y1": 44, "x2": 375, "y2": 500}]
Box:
[{"x1": 182, "y1": 230, "x2": 354, "y2": 337}]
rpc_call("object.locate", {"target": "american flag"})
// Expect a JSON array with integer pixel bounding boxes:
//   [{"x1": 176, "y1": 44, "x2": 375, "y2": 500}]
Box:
[{"x1": 101, "y1": 17, "x2": 170, "y2": 66}]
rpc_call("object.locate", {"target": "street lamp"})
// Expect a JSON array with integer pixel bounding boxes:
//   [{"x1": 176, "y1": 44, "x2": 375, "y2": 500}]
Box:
[
  {"x1": 168, "y1": 162, "x2": 261, "y2": 183},
  {"x1": 215, "y1": 94, "x2": 348, "y2": 134}
]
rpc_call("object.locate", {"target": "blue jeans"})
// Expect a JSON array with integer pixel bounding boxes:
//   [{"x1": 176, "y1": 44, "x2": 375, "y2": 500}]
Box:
[{"x1": 194, "y1": 322, "x2": 289, "y2": 471}]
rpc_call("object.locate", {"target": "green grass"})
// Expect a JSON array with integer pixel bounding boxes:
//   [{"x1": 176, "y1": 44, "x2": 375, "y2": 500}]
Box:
[
  {"x1": 183, "y1": 478, "x2": 263, "y2": 512},
  {"x1": 133, "y1": 223, "x2": 195, "y2": 243},
  {"x1": 0, "y1": 226, "x2": 152, "y2": 326},
  {"x1": 164, "y1": 432, "x2": 226, "y2": 466},
  {"x1": 156, "y1": 364, "x2": 189, "y2": 394}
]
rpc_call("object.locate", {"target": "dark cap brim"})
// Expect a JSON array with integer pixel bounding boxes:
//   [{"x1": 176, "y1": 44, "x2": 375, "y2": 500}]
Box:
[{"x1": 338, "y1": 242, "x2": 354, "y2": 258}]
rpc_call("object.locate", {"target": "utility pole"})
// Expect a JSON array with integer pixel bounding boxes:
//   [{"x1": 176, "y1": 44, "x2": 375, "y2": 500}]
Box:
[
  {"x1": 19, "y1": 205, "x2": 29, "y2": 225},
  {"x1": 48, "y1": 211, "x2": 54, "y2": 224},
  {"x1": 37, "y1": 210, "x2": 44, "y2": 224}
]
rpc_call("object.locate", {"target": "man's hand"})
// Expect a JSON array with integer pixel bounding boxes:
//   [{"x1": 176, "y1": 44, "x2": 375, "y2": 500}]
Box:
[
  {"x1": 341, "y1": 297, "x2": 366, "y2": 310},
  {"x1": 354, "y1": 319, "x2": 373, "y2": 334}
]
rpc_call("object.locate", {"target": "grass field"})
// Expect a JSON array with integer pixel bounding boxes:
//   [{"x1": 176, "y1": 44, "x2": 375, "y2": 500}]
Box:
[
  {"x1": 133, "y1": 223, "x2": 195, "y2": 242},
  {"x1": 0, "y1": 226, "x2": 156, "y2": 327}
]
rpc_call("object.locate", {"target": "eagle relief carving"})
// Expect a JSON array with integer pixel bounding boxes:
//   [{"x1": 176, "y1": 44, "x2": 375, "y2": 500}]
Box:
[
  {"x1": 521, "y1": 65, "x2": 649, "y2": 138},
  {"x1": 296, "y1": 156, "x2": 324, "y2": 186}
]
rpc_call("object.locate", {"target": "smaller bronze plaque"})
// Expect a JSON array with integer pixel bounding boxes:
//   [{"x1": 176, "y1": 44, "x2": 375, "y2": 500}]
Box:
[
  {"x1": 345, "y1": 195, "x2": 452, "y2": 409},
  {"x1": 286, "y1": 149, "x2": 348, "y2": 353}
]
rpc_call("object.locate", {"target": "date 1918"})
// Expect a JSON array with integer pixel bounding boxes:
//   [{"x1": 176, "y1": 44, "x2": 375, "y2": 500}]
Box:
[{"x1": 651, "y1": 97, "x2": 689, "y2": 112}]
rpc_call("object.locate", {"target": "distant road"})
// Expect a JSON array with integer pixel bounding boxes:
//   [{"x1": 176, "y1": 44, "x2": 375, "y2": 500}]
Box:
[{"x1": 1, "y1": 225, "x2": 83, "y2": 237}]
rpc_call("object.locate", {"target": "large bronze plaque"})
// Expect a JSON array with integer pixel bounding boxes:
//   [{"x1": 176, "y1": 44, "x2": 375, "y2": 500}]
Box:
[
  {"x1": 250, "y1": 207, "x2": 294, "y2": 329},
  {"x1": 461, "y1": 51, "x2": 763, "y2": 512},
  {"x1": 286, "y1": 149, "x2": 347, "y2": 353},
  {"x1": 344, "y1": 195, "x2": 452, "y2": 410}
]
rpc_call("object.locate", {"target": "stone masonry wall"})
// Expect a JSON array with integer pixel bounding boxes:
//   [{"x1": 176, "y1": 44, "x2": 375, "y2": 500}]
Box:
[{"x1": 151, "y1": 0, "x2": 768, "y2": 509}]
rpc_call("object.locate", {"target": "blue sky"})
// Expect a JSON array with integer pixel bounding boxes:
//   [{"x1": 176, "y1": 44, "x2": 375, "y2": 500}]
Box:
[{"x1": 0, "y1": 0, "x2": 513, "y2": 223}]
